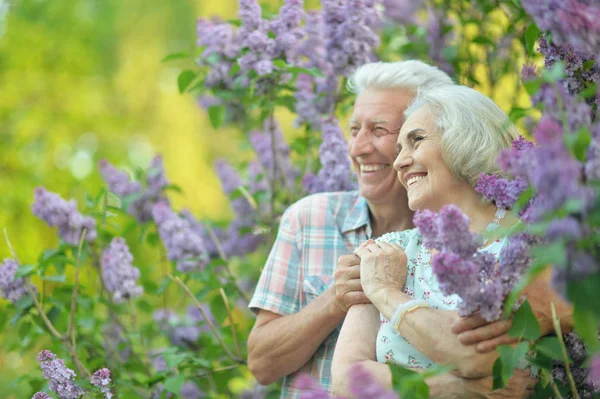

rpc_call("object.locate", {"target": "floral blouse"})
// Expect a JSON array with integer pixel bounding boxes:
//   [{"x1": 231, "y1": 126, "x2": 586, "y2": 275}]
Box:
[{"x1": 374, "y1": 228, "x2": 508, "y2": 369}]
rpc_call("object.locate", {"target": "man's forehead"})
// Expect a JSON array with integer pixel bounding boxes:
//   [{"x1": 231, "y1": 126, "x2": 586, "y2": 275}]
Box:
[{"x1": 349, "y1": 117, "x2": 390, "y2": 124}]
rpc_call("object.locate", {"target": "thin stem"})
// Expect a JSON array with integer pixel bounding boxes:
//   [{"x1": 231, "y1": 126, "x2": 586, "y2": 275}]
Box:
[
  {"x1": 219, "y1": 288, "x2": 242, "y2": 359},
  {"x1": 25, "y1": 283, "x2": 63, "y2": 340},
  {"x1": 195, "y1": 364, "x2": 241, "y2": 378},
  {"x1": 204, "y1": 225, "x2": 250, "y2": 304},
  {"x1": 543, "y1": 369, "x2": 565, "y2": 399},
  {"x1": 551, "y1": 303, "x2": 580, "y2": 399},
  {"x1": 4, "y1": 228, "x2": 19, "y2": 262},
  {"x1": 168, "y1": 274, "x2": 244, "y2": 364},
  {"x1": 68, "y1": 229, "x2": 87, "y2": 350}
]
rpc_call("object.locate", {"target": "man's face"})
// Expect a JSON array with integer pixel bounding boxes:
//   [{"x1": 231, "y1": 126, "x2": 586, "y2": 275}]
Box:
[{"x1": 348, "y1": 88, "x2": 413, "y2": 205}]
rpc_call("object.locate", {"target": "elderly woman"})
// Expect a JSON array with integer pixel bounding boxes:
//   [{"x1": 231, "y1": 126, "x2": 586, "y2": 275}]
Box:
[{"x1": 330, "y1": 85, "x2": 549, "y2": 398}]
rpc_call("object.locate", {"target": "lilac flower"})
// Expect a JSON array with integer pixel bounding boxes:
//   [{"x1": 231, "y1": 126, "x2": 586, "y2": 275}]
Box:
[
  {"x1": 154, "y1": 305, "x2": 214, "y2": 348},
  {"x1": 37, "y1": 350, "x2": 86, "y2": 399},
  {"x1": 475, "y1": 174, "x2": 529, "y2": 209},
  {"x1": 152, "y1": 203, "x2": 209, "y2": 272},
  {"x1": 521, "y1": 64, "x2": 538, "y2": 81},
  {"x1": 303, "y1": 116, "x2": 357, "y2": 194},
  {"x1": 98, "y1": 156, "x2": 170, "y2": 223},
  {"x1": 546, "y1": 217, "x2": 583, "y2": 241},
  {"x1": 381, "y1": 0, "x2": 424, "y2": 24},
  {"x1": 522, "y1": 0, "x2": 600, "y2": 55},
  {"x1": 214, "y1": 159, "x2": 254, "y2": 217},
  {"x1": 91, "y1": 368, "x2": 113, "y2": 399},
  {"x1": 32, "y1": 393, "x2": 52, "y2": 399},
  {"x1": 222, "y1": 218, "x2": 264, "y2": 257},
  {"x1": 100, "y1": 237, "x2": 143, "y2": 303},
  {"x1": 181, "y1": 382, "x2": 203, "y2": 399},
  {"x1": 32, "y1": 187, "x2": 97, "y2": 245},
  {"x1": 426, "y1": 6, "x2": 454, "y2": 75},
  {"x1": 348, "y1": 363, "x2": 399, "y2": 399},
  {"x1": 240, "y1": 383, "x2": 267, "y2": 399},
  {"x1": 585, "y1": 131, "x2": 600, "y2": 182},
  {"x1": 415, "y1": 206, "x2": 534, "y2": 321},
  {"x1": 0, "y1": 258, "x2": 30, "y2": 304},
  {"x1": 181, "y1": 210, "x2": 222, "y2": 259},
  {"x1": 322, "y1": 0, "x2": 380, "y2": 78},
  {"x1": 98, "y1": 160, "x2": 141, "y2": 197},
  {"x1": 294, "y1": 374, "x2": 330, "y2": 399},
  {"x1": 238, "y1": 0, "x2": 262, "y2": 32},
  {"x1": 250, "y1": 119, "x2": 299, "y2": 190},
  {"x1": 589, "y1": 354, "x2": 600, "y2": 387},
  {"x1": 551, "y1": 332, "x2": 600, "y2": 397},
  {"x1": 270, "y1": 0, "x2": 305, "y2": 61}
]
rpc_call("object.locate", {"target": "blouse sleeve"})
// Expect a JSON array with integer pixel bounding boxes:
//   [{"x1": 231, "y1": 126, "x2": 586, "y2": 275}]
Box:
[{"x1": 376, "y1": 229, "x2": 415, "y2": 250}]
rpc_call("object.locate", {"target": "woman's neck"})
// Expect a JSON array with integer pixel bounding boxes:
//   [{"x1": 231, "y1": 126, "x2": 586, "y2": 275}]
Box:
[
  {"x1": 441, "y1": 189, "x2": 499, "y2": 234},
  {"x1": 367, "y1": 198, "x2": 415, "y2": 238}
]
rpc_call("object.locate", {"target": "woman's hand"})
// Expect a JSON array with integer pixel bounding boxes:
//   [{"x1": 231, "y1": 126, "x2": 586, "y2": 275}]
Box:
[{"x1": 353, "y1": 239, "x2": 408, "y2": 301}]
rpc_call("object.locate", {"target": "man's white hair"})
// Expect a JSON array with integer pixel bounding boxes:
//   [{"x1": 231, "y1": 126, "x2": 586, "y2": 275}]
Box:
[
  {"x1": 405, "y1": 85, "x2": 519, "y2": 187},
  {"x1": 348, "y1": 60, "x2": 454, "y2": 94}
]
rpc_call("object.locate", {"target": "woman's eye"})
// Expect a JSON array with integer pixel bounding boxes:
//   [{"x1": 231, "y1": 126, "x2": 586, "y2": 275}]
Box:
[{"x1": 413, "y1": 136, "x2": 424, "y2": 142}]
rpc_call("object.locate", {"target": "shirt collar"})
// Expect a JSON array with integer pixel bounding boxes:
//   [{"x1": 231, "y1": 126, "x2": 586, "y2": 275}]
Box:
[{"x1": 342, "y1": 193, "x2": 372, "y2": 236}]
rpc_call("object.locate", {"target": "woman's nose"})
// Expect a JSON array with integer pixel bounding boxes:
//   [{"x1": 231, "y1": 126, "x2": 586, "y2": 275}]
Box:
[{"x1": 393, "y1": 150, "x2": 412, "y2": 171}]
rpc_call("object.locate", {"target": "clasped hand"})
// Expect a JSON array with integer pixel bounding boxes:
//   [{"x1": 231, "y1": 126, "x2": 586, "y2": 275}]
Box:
[{"x1": 353, "y1": 239, "x2": 408, "y2": 301}]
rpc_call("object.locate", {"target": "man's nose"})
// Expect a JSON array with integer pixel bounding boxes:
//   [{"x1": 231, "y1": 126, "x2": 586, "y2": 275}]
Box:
[{"x1": 349, "y1": 129, "x2": 374, "y2": 158}]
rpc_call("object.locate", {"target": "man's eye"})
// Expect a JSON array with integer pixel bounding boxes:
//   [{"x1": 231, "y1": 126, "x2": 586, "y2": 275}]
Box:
[{"x1": 350, "y1": 127, "x2": 359, "y2": 134}]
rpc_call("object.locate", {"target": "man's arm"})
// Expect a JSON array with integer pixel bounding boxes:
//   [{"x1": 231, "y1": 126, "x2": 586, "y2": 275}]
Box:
[
  {"x1": 248, "y1": 254, "x2": 369, "y2": 385},
  {"x1": 248, "y1": 285, "x2": 345, "y2": 385}
]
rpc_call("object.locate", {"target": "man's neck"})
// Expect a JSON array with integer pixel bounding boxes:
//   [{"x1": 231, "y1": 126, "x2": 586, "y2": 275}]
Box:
[{"x1": 367, "y1": 199, "x2": 415, "y2": 238}]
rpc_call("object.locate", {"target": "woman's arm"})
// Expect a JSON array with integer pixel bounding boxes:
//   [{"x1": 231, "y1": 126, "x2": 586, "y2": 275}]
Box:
[
  {"x1": 356, "y1": 240, "x2": 498, "y2": 378},
  {"x1": 330, "y1": 304, "x2": 391, "y2": 396}
]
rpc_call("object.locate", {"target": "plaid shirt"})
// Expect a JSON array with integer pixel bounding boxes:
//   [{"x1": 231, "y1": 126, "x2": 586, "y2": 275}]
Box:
[{"x1": 249, "y1": 191, "x2": 372, "y2": 399}]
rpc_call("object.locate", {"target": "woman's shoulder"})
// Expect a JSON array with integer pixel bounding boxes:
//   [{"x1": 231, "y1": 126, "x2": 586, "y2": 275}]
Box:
[{"x1": 376, "y1": 228, "x2": 421, "y2": 248}]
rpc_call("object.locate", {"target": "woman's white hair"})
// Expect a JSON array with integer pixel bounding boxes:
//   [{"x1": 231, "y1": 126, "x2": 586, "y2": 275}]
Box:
[
  {"x1": 348, "y1": 60, "x2": 454, "y2": 94},
  {"x1": 405, "y1": 85, "x2": 519, "y2": 187}
]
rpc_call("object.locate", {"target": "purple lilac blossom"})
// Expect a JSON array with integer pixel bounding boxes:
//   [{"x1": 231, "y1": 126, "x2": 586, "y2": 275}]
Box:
[
  {"x1": 269, "y1": 0, "x2": 305, "y2": 61},
  {"x1": 32, "y1": 187, "x2": 97, "y2": 245},
  {"x1": 91, "y1": 368, "x2": 113, "y2": 399},
  {"x1": 426, "y1": 6, "x2": 454, "y2": 75},
  {"x1": 32, "y1": 393, "x2": 52, "y2": 399},
  {"x1": 240, "y1": 383, "x2": 267, "y2": 399},
  {"x1": 0, "y1": 258, "x2": 30, "y2": 304},
  {"x1": 249, "y1": 119, "x2": 299, "y2": 190},
  {"x1": 100, "y1": 237, "x2": 143, "y2": 303},
  {"x1": 322, "y1": 0, "x2": 380, "y2": 78},
  {"x1": 551, "y1": 249, "x2": 599, "y2": 298},
  {"x1": 522, "y1": 0, "x2": 600, "y2": 55},
  {"x1": 303, "y1": 117, "x2": 357, "y2": 194},
  {"x1": 475, "y1": 174, "x2": 529, "y2": 210},
  {"x1": 294, "y1": 374, "x2": 331, "y2": 399},
  {"x1": 589, "y1": 354, "x2": 600, "y2": 387},
  {"x1": 348, "y1": 363, "x2": 399, "y2": 399},
  {"x1": 181, "y1": 210, "x2": 222, "y2": 259},
  {"x1": 414, "y1": 206, "x2": 534, "y2": 321},
  {"x1": 152, "y1": 203, "x2": 209, "y2": 272},
  {"x1": 98, "y1": 160, "x2": 141, "y2": 197},
  {"x1": 551, "y1": 332, "x2": 600, "y2": 397},
  {"x1": 180, "y1": 382, "x2": 203, "y2": 399},
  {"x1": 214, "y1": 159, "x2": 254, "y2": 217},
  {"x1": 546, "y1": 217, "x2": 583, "y2": 241},
  {"x1": 585, "y1": 128, "x2": 600, "y2": 181},
  {"x1": 381, "y1": 0, "x2": 424, "y2": 24},
  {"x1": 154, "y1": 309, "x2": 200, "y2": 348},
  {"x1": 37, "y1": 350, "x2": 86, "y2": 399},
  {"x1": 538, "y1": 36, "x2": 600, "y2": 98}
]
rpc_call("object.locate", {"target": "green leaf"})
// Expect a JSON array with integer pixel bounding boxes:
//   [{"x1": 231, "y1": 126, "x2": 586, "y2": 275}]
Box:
[
  {"x1": 272, "y1": 59, "x2": 287, "y2": 69},
  {"x1": 494, "y1": 342, "x2": 530, "y2": 389},
  {"x1": 567, "y1": 272, "x2": 600, "y2": 318},
  {"x1": 207, "y1": 105, "x2": 226, "y2": 129},
  {"x1": 508, "y1": 300, "x2": 541, "y2": 341},
  {"x1": 163, "y1": 374, "x2": 185, "y2": 394},
  {"x1": 156, "y1": 276, "x2": 171, "y2": 295},
  {"x1": 161, "y1": 51, "x2": 189, "y2": 62},
  {"x1": 390, "y1": 364, "x2": 429, "y2": 399},
  {"x1": 534, "y1": 336, "x2": 571, "y2": 362},
  {"x1": 286, "y1": 66, "x2": 325, "y2": 77},
  {"x1": 531, "y1": 242, "x2": 566, "y2": 268},
  {"x1": 524, "y1": 23, "x2": 541, "y2": 55},
  {"x1": 177, "y1": 70, "x2": 196, "y2": 93},
  {"x1": 574, "y1": 309, "x2": 600, "y2": 352},
  {"x1": 542, "y1": 61, "x2": 565, "y2": 83},
  {"x1": 163, "y1": 352, "x2": 188, "y2": 371},
  {"x1": 524, "y1": 78, "x2": 542, "y2": 96},
  {"x1": 41, "y1": 274, "x2": 66, "y2": 283},
  {"x1": 564, "y1": 127, "x2": 591, "y2": 162},
  {"x1": 15, "y1": 264, "x2": 37, "y2": 278}
]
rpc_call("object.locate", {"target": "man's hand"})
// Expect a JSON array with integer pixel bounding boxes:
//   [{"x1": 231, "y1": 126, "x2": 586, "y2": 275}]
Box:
[
  {"x1": 452, "y1": 268, "x2": 573, "y2": 353},
  {"x1": 334, "y1": 254, "x2": 371, "y2": 313}
]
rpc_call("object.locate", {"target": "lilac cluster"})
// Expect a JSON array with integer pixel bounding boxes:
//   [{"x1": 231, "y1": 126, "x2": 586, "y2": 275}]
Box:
[
  {"x1": 91, "y1": 368, "x2": 113, "y2": 399},
  {"x1": 31, "y1": 393, "x2": 52, "y2": 399},
  {"x1": 303, "y1": 117, "x2": 357, "y2": 194},
  {"x1": 100, "y1": 237, "x2": 143, "y2": 303},
  {"x1": 414, "y1": 205, "x2": 533, "y2": 321},
  {"x1": 99, "y1": 156, "x2": 170, "y2": 223},
  {"x1": 585, "y1": 124, "x2": 600, "y2": 182},
  {"x1": 590, "y1": 353, "x2": 600, "y2": 389},
  {"x1": 37, "y1": 350, "x2": 86, "y2": 399},
  {"x1": 551, "y1": 332, "x2": 600, "y2": 397},
  {"x1": 381, "y1": 0, "x2": 424, "y2": 25},
  {"x1": 32, "y1": 187, "x2": 97, "y2": 245},
  {"x1": 152, "y1": 203, "x2": 209, "y2": 272},
  {"x1": 322, "y1": 0, "x2": 380, "y2": 78},
  {"x1": 522, "y1": 0, "x2": 600, "y2": 55},
  {"x1": 537, "y1": 36, "x2": 600, "y2": 99},
  {"x1": 0, "y1": 258, "x2": 30, "y2": 304},
  {"x1": 153, "y1": 305, "x2": 215, "y2": 348},
  {"x1": 249, "y1": 119, "x2": 299, "y2": 191},
  {"x1": 294, "y1": 363, "x2": 399, "y2": 398},
  {"x1": 475, "y1": 174, "x2": 528, "y2": 210},
  {"x1": 151, "y1": 353, "x2": 203, "y2": 399},
  {"x1": 426, "y1": 6, "x2": 454, "y2": 75},
  {"x1": 239, "y1": 383, "x2": 267, "y2": 399}
]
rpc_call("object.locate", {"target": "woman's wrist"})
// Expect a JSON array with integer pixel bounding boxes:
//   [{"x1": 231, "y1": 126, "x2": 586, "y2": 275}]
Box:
[{"x1": 367, "y1": 285, "x2": 412, "y2": 321}]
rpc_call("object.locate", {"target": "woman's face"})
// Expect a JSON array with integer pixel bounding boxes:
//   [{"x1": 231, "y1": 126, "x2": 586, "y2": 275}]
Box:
[{"x1": 392, "y1": 106, "x2": 470, "y2": 212}]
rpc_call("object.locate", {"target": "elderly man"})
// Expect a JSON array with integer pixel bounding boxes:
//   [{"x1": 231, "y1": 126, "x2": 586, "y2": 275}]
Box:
[{"x1": 247, "y1": 60, "x2": 572, "y2": 398}]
